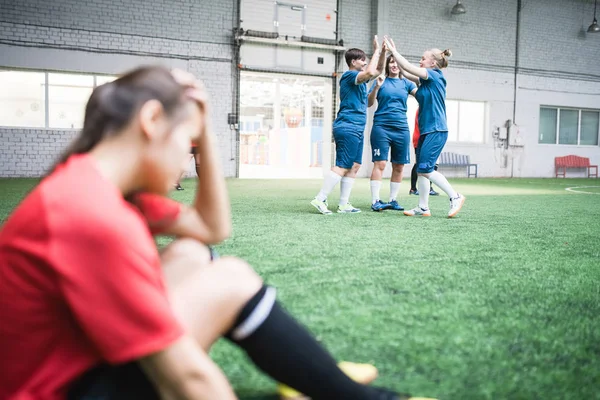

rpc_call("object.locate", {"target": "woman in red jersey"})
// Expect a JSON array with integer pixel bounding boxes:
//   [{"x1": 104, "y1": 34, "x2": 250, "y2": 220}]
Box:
[{"x1": 0, "y1": 66, "x2": 432, "y2": 400}]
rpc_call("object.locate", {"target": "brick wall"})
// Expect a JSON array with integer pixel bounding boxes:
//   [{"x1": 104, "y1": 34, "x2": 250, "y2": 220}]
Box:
[
  {"x1": 0, "y1": 0, "x2": 237, "y2": 177},
  {"x1": 1, "y1": 0, "x2": 599, "y2": 178}
]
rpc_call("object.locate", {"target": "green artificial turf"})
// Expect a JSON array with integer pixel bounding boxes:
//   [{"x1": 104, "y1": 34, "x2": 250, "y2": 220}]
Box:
[{"x1": 1, "y1": 177, "x2": 599, "y2": 399}]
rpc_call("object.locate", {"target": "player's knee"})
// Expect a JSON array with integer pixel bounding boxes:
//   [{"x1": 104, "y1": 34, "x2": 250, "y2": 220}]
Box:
[
  {"x1": 162, "y1": 238, "x2": 211, "y2": 265},
  {"x1": 215, "y1": 257, "x2": 264, "y2": 299},
  {"x1": 374, "y1": 161, "x2": 386, "y2": 171},
  {"x1": 392, "y1": 164, "x2": 404, "y2": 173}
]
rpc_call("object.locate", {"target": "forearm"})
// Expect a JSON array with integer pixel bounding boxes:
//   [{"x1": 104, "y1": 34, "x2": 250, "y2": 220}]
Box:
[
  {"x1": 366, "y1": 48, "x2": 383, "y2": 76},
  {"x1": 142, "y1": 337, "x2": 238, "y2": 400},
  {"x1": 160, "y1": 362, "x2": 236, "y2": 400},
  {"x1": 390, "y1": 49, "x2": 424, "y2": 78},
  {"x1": 368, "y1": 87, "x2": 379, "y2": 107},
  {"x1": 376, "y1": 49, "x2": 386, "y2": 75},
  {"x1": 402, "y1": 69, "x2": 420, "y2": 85},
  {"x1": 193, "y1": 133, "x2": 232, "y2": 243}
]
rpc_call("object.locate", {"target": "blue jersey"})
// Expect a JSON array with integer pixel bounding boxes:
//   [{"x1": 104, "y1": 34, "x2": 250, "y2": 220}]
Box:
[
  {"x1": 370, "y1": 77, "x2": 416, "y2": 127},
  {"x1": 415, "y1": 68, "x2": 448, "y2": 134},
  {"x1": 333, "y1": 70, "x2": 368, "y2": 132}
]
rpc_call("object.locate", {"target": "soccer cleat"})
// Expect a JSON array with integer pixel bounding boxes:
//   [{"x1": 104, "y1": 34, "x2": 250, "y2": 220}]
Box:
[
  {"x1": 310, "y1": 198, "x2": 332, "y2": 215},
  {"x1": 409, "y1": 189, "x2": 419, "y2": 195},
  {"x1": 403, "y1": 206, "x2": 431, "y2": 217},
  {"x1": 174, "y1": 183, "x2": 184, "y2": 191},
  {"x1": 337, "y1": 203, "x2": 361, "y2": 213},
  {"x1": 388, "y1": 200, "x2": 404, "y2": 211},
  {"x1": 429, "y1": 189, "x2": 439, "y2": 196},
  {"x1": 277, "y1": 361, "x2": 379, "y2": 400},
  {"x1": 371, "y1": 200, "x2": 390, "y2": 212},
  {"x1": 448, "y1": 193, "x2": 466, "y2": 218}
]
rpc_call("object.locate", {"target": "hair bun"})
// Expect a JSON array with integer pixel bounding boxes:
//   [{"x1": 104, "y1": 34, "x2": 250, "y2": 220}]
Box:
[{"x1": 443, "y1": 49, "x2": 453, "y2": 57}]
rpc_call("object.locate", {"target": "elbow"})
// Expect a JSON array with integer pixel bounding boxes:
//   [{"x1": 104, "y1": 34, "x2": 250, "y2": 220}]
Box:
[
  {"x1": 208, "y1": 222, "x2": 232, "y2": 245},
  {"x1": 366, "y1": 67, "x2": 379, "y2": 79}
]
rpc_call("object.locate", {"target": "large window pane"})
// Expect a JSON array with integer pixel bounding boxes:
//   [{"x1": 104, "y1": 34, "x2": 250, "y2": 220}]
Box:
[
  {"x1": 407, "y1": 96, "x2": 418, "y2": 137},
  {"x1": 96, "y1": 75, "x2": 118, "y2": 86},
  {"x1": 539, "y1": 108, "x2": 557, "y2": 144},
  {"x1": 458, "y1": 101, "x2": 485, "y2": 142},
  {"x1": 580, "y1": 111, "x2": 599, "y2": 146},
  {"x1": 446, "y1": 100, "x2": 459, "y2": 142},
  {"x1": 558, "y1": 109, "x2": 578, "y2": 145},
  {"x1": 0, "y1": 70, "x2": 46, "y2": 127},
  {"x1": 49, "y1": 73, "x2": 94, "y2": 129}
]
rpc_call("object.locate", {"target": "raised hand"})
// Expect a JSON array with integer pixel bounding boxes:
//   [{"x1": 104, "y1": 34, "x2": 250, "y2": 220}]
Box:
[
  {"x1": 171, "y1": 69, "x2": 212, "y2": 144},
  {"x1": 376, "y1": 74, "x2": 385, "y2": 87},
  {"x1": 372, "y1": 35, "x2": 380, "y2": 52},
  {"x1": 383, "y1": 36, "x2": 396, "y2": 53}
]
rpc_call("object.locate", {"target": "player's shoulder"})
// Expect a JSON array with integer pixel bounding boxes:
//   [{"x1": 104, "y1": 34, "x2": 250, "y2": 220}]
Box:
[
  {"x1": 41, "y1": 157, "x2": 148, "y2": 240},
  {"x1": 427, "y1": 68, "x2": 444, "y2": 80},
  {"x1": 341, "y1": 69, "x2": 359, "y2": 83}
]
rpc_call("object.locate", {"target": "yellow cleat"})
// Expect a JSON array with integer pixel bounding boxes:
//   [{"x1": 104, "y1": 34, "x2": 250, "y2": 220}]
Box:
[{"x1": 277, "y1": 361, "x2": 378, "y2": 400}]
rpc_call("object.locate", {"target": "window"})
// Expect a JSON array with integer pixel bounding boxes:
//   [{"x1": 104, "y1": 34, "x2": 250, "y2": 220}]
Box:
[
  {"x1": 0, "y1": 70, "x2": 46, "y2": 127},
  {"x1": 539, "y1": 107, "x2": 600, "y2": 146},
  {"x1": 48, "y1": 73, "x2": 94, "y2": 129},
  {"x1": 406, "y1": 98, "x2": 485, "y2": 143},
  {"x1": 581, "y1": 111, "x2": 600, "y2": 146},
  {"x1": 446, "y1": 100, "x2": 486, "y2": 143},
  {"x1": 539, "y1": 108, "x2": 557, "y2": 144},
  {"x1": 96, "y1": 75, "x2": 117, "y2": 86},
  {"x1": 0, "y1": 69, "x2": 118, "y2": 128},
  {"x1": 558, "y1": 109, "x2": 578, "y2": 145}
]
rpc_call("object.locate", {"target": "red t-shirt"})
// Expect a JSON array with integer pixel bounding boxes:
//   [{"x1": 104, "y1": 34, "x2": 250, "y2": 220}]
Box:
[
  {"x1": 0, "y1": 154, "x2": 185, "y2": 400},
  {"x1": 412, "y1": 109, "x2": 420, "y2": 149}
]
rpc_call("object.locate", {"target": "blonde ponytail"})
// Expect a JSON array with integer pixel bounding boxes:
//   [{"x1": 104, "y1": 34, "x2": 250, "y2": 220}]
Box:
[{"x1": 430, "y1": 48, "x2": 452, "y2": 69}]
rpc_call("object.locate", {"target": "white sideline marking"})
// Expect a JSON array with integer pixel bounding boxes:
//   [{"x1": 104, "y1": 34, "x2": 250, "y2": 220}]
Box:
[{"x1": 565, "y1": 186, "x2": 600, "y2": 195}]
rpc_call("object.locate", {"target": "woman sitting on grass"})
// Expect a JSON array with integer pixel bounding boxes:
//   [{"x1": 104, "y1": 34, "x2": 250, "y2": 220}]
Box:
[{"x1": 0, "y1": 65, "x2": 435, "y2": 400}]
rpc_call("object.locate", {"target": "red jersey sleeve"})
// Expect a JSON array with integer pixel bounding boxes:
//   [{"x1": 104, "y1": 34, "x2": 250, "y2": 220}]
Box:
[
  {"x1": 412, "y1": 109, "x2": 420, "y2": 149},
  {"x1": 130, "y1": 192, "x2": 182, "y2": 235},
  {"x1": 52, "y1": 215, "x2": 184, "y2": 364}
]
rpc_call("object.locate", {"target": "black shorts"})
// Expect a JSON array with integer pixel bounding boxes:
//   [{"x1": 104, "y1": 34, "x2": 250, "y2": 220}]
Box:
[
  {"x1": 191, "y1": 146, "x2": 197, "y2": 155},
  {"x1": 67, "y1": 363, "x2": 160, "y2": 400}
]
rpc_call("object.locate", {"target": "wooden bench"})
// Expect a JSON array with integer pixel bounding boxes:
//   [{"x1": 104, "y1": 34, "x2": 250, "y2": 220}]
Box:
[
  {"x1": 555, "y1": 155, "x2": 598, "y2": 178},
  {"x1": 437, "y1": 152, "x2": 478, "y2": 178}
]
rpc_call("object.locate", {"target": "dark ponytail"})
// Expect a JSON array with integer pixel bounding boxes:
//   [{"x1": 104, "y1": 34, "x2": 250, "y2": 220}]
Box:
[{"x1": 49, "y1": 66, "x2": 186, "y2": 174}]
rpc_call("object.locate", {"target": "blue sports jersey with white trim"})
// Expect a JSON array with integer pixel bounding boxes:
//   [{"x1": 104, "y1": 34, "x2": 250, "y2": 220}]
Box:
[
  {"x1": 333, "y1": 70, "x2": 368, "y2": 131},
  {"x1": 415, "y1": 68, "x2": 448, "y2": 134},
  {"x1": 370, "y1": 77, "x2": 416, "y2": 127}
]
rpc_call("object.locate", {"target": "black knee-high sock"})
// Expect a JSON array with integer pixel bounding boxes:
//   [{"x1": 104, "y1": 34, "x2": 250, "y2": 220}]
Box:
[
  {"x1": 410, "y1": 162, "x2": 418, "y2": 191},
  {"x1": 226, "y1": 286, "x2": 400, "y2": 400}
]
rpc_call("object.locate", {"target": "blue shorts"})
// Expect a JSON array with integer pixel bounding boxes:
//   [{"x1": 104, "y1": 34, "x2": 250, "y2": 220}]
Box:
[
  {"x1": 333, "y1": 127, "x2": 364, "y2": 169},
  {"x1": 370, "y1": 124, "x2": 410, "y2": 164},
  {"x1": 416, "y1": 131, "x2": 447, "y2": 173}
]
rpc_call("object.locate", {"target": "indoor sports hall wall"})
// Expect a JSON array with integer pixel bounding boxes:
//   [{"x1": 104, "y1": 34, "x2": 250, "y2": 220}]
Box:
[
  {"x1": 362, "y1": 0, "x2": 600, "y2": 178},
  {"x1": 0, "y1": 0, "x2": 599, "y2": 178},
  {"x1": 0, "y1": 0, "x2": 238, "y2": 177}
]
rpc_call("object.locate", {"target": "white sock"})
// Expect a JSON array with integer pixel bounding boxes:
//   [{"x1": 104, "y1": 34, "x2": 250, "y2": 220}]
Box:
[
  {"x1": 316, "y1": 171, "x2": 342, "y2": 202},
  {"x1": 428, "y1": 171, "x2": 457, "y2": 198},
  {"x1": 389, "y1": 182, "x2": 401, "y2": 202},
  {"x1": 339, "y1": 177, "x2": 355, "y2": 206},
  {"x1": 417, "y1": 175, "x2": 430, "y2": 209},
  {"x1": 370, "y1": 180, "x2": 382, "y2": 204}
]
